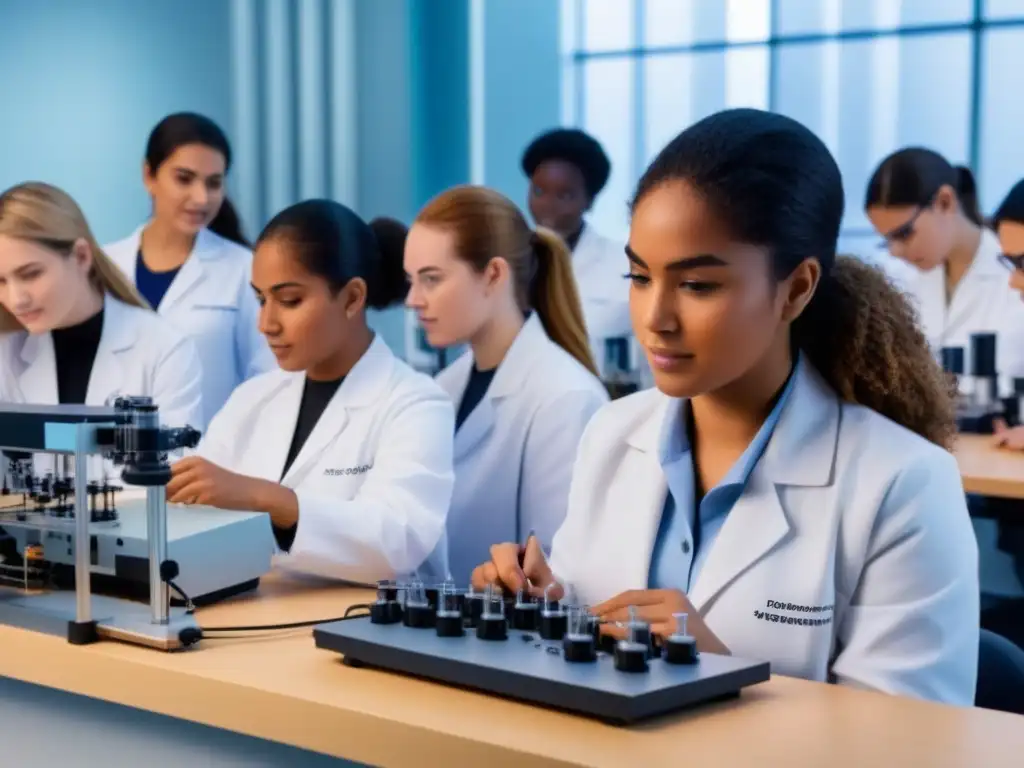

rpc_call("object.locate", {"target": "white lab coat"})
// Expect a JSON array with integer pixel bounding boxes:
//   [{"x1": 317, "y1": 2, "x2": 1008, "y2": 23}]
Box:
[
  {"x1": 572, "y1": 225, "x2": 632, "y2": 372},
  {"x1": 901, "y1": 232, "x2": 1024, "y2": 600},
  {"x1": 104, "y1": 226, "x2": 275, "y2": 425},
  {"x1": 0, "y1": 295, "x2": 204, "y2": 480},
  {"x1": 550, "y1": 358, "x2": 979, "y2": 706},
  {"x1": 435, "y1": 313, "x2": 608, "y2": 584},
  {"x1": 195, "y1": 334, "x2": 455, "y2": 586},
  {"x1": 901, "y1": 228, "x2": 1024, "y2": 378}
]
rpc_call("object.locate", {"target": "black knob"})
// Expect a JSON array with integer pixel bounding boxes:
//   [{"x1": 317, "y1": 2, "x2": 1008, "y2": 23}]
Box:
[
  {"x1": 614, "y1": 640, "x2": 649, "y2": 673},
  {"x1": 941, "y1": 346, "x2": 965, "y2": 375},
  {"x1": 463, "y1": 593, "x2": 484, "y2": 627},
  {"x1": 402, "y1": 602, "x2": 435, "y2": 629},
  {"x1": 562, "y1": 633, "x2": 597, "y2": 663},
  {"x1": 539, "y1": 609, "x2": 567, "y2": 641},
  {"x1": 970, "y1": 333, "x2": 997, "y2": 377},
  {"x1": 665, "y1": 634, "x2": 699, "y2": 665},
  {"x1": 435, "y1": 610, "x2": 464, "y2": 637},
  {"x1": 370, "y1": 600, "x2": 402, "y2": 625},
  {"x1": 476, "y1": 614, "x2": 508, "y2": 641},
  {"x1": 512, "y1": 601, "x2": 540, "y2": 631}
]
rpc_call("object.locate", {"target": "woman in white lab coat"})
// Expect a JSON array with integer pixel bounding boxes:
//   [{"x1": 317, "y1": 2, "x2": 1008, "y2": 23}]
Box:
[
  {"x1": 986, "y1": 179, "x2": 1024, "y2": 450},
  {"x1": 105, "y1": 113, "x2": 274, "y2": 427},
  {"x1": 993, "y1": 178, "x2": 1024, "y2": 304},
  {"x1": 404, "y1": 185, "x2": 609, "y2": 584},
  {"x1": 166, "y1": 199, "x2": 455, "y2": 586},
  {"x1": 977, "y1": 181, "x2": 1024, "y2": 640},
  {"x1": 0, "y1": 182, "x2": 204, "y2": 478},
  {"x1": 522, "y1": 129, "x2": 632, "y2": 370},
  {"x1": 473, "y1": 109, "x2": 979, "y2": 706},
  {"x1": 865, "y1": 147, "x2": 1024, "y2": 377}
]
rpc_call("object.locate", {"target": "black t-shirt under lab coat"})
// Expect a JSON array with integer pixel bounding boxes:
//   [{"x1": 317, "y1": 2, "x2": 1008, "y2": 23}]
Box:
[
  {"x1": 455, "y1": 365, "x2": 497, "y2": 430},
  {"x1": 52, "y1": 308, "x2": 105, "y2": 405},
  {"x1": 1, "y1": 309, "x2": 104, "y2": 469},
  {"x1": 275, "y1": 376, "x2": 345, "y2": 551}
]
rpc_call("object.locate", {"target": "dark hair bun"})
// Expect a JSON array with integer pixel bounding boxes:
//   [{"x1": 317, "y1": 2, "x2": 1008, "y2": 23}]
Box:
[
  {"x1": 257, "y1": 200, "x2": 408, "y2": 312},
  {"x1": 953, "y1": 165, "x2": 977, "y2": 200},
  {"x1": 368, "y1": 217, "x2": 410, "y2": 310}
]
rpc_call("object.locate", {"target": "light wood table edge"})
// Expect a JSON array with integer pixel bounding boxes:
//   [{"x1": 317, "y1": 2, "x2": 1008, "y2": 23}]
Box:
[
  {"x1": 0, "y1": 626, "x2": 575, "y2": 768},
  {"x1": 955, "y1": 434, "x2": 1024, "y2": 500},
  {"x1": 1, "y1": 573, "x2": 1022, "y2": 768}
]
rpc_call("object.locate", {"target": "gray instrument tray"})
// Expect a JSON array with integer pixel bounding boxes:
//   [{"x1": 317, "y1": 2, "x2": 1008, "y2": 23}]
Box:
[{"x1": 313, "y1": 617, "x2": 770, "y2": 724}]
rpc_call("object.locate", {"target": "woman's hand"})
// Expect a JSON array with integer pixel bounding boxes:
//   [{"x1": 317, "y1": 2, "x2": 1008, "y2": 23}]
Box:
[
  {"x1": 167, "y1": 456, "x2": 261, "y2": 510},
  {"x1": 1009, "y1": 268, "x2": 1024, "y2": 299},
  {"x1": 593, "y1": 589, "x2": 730, "y2": 654},
  {"x1": 992, "y1": 419, "x2": 1024, "y2": 451},
  {"x1": 167, "y1": 457, "x2": 299, "y2": 527},
  {"x1": 470, "y1": 535, "x2": 563, "y2": 598}
]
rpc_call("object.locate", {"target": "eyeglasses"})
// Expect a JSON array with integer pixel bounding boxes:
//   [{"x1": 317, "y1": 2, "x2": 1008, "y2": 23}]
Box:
[
  {"x1": 878, "y1": 207, "x2": 927, "y2": 248},
  {"x1": 998, "y1": 252, "x2": 1024, "y2": 272}
]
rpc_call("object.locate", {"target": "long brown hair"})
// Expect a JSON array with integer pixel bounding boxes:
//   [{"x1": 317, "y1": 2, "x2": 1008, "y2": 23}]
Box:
[
  {"x1": 798, "y1": 255, "x2": 957, "y2": 449},
  {"x1": 415, "y1": 185, "x2": 597, "y2": 375},
  {"x1": 0, "y1": 182, "x2": 148, "y2": 332}
]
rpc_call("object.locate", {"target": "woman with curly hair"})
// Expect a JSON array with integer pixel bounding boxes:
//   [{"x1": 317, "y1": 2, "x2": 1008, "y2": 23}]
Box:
[{"x1": 471, "y1": 109, "x2": 978, "y2": 706}]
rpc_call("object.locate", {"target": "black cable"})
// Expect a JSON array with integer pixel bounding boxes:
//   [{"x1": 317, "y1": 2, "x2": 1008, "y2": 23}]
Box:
[
  {"x1": 159, "y1": 560, "x2": 195, "y2": 614},
  {"x1": 167, "y1": 579, "x2": 195, "y2": 614},
  {"x1": 202, "y1": 603, "x2": 371, "y2": 632},
  {"x1": 177, "y1": 603, "x2": 371, "y2": 646}
]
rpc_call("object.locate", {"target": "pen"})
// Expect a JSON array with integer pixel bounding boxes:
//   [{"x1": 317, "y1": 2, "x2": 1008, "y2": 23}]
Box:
[{"x1": 518, "y1": 528, "x2": 535, "y2": 587}]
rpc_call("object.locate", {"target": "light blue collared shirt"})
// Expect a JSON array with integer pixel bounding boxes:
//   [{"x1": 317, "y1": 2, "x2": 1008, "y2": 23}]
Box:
[{"x1": 648, "y1": 364, "x2": 799, "y2": 592}]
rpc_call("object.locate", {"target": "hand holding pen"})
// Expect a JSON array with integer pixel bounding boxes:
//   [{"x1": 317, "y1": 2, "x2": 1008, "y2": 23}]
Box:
[{"x1": 470, "y1": 528, "x2": 564, "y2": 599}]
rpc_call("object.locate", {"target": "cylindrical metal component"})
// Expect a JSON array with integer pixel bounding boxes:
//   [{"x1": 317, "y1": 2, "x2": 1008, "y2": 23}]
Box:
[
  {"x1": 147, "y1": 485, "x2": 170, "y2": 625},
  {"x1": 970, "y1": 333, "x2": 997, "y2": 377},
  {"x1": 941, "y1": 346, "x2": 965, "y2": 375},
  {"x1": 74, "y1": 429, "x2": 91, "y2": 623},
  {"x1": 972, "y1": 375, "x2": 1000, "y2": 409}
]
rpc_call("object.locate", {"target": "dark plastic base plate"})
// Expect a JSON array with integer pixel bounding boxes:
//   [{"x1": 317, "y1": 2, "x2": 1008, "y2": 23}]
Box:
[{"x1": 313, "y1": 616, "x2": 769, "y2": 724}]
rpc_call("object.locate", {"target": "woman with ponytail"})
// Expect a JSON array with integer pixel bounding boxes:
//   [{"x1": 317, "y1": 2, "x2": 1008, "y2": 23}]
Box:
[
  {"x1": 866, "y1": 147, "x2": 1024, "y2": 378},
  {"x1": 404, "y1": 184, "x2": 609, "y2": 584},
  {"x1": 105, "y1": 112, "x2": 275, "y2": 425},
  {"x1": 471, "y1": 110, "x2": 979, "y2": 706}
]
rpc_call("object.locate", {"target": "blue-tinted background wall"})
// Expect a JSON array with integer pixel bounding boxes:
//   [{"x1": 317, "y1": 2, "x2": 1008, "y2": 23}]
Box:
[
  {"x1": 0, "y1": 0, "x2": 559, "y2": 352},
  {"x1": 0, "y1": 0, "x2": 234, "y2": 244},
  {"x1": 479, "y1": 0, "x2": 562, "y2": 204}
]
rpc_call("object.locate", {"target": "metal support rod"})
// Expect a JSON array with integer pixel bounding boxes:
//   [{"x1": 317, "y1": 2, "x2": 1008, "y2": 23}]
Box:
[
  {"x1": 73, "y1": 426, "x2": 91, "y2": 623},
  {"x1": 971, "y1": 376, "x2": 999, "y2": 409},
  {"x1": 147, "y1": 485, "x2": 169, "y2": 625}
]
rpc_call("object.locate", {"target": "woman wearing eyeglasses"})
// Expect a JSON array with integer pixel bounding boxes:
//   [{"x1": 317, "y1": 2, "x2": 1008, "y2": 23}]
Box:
[
  {"x1": 980, "y1": 180, "x2": 1024, "y2": 651},
  {"x1": 872, "y1": 165, "x2": 1024, "y2": 618},
  {"x1": 865, "y1": 148, "x2": 1024, "y2": 378},
  {"x1": 993, "y1": 179, "x2": 1024, "y2": 301},
  {"x1": 981, "y1": 179, "x2": 1024, "y2": 449}
]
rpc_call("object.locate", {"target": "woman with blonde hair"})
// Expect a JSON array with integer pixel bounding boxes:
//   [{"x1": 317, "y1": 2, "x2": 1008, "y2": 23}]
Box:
[
  {"x1": 0, "y1": 182, "x2": 204, "y2": 447},
  {"x1": 404, "y1": 184, "x2": 609, "y2": 584}
]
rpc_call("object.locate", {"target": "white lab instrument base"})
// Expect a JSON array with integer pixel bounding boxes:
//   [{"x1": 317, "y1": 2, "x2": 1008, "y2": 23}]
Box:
[
  {"x1": 0, "y1": 492, "x2": 274, "y2": 602},
  {"x1": 0, "y1": 588, "x2": 197, "y2": 650}
]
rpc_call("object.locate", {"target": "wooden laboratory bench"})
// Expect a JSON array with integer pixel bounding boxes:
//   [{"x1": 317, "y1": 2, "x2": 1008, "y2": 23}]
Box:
[
  {"x1": 0, "y1": 571, "x2": 1021, "y2": 767},
  {"x1": 956, "y1": 434, "x2": 1024, "y2": 500}
]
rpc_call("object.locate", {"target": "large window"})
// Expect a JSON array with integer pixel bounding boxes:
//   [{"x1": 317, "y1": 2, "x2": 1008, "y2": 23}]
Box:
[{"x1": 562, "y1": 0, "x2": 1024, "y2": 255}]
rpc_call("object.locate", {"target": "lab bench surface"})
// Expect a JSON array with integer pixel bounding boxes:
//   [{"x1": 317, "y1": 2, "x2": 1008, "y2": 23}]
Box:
[
  {"x1": 956, "y1": 434, "x2": 1024, "y2": 500},
  {"x1": 0, "y1": 571, "x2": 1021, "y2": 767}
]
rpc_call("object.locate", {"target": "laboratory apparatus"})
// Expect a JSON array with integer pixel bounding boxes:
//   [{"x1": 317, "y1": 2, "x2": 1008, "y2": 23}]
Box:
[
  {"x1": 313, "y1": 576, "x2": 770, "y2": 724},
  {"x1": 0, "y1": 399, "x2": 273, "y2": 650}
]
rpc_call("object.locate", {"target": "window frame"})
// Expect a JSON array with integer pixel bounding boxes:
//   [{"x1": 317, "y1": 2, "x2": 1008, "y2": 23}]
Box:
[{"x1": 564, "y1": 0, "x2": 1024, "y2": 240}]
